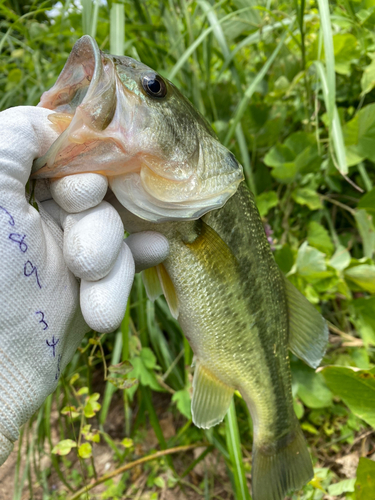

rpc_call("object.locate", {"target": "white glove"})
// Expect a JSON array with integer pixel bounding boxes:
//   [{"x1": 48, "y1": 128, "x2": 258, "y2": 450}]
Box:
[{"x1": 0, "y1": 106, "x2": 169, "y2": 465}]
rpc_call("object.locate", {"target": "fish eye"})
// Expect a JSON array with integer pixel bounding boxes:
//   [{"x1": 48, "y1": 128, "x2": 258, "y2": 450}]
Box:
[{"x1": 142, "y1": 74, "x2": 167, "y2": 99}]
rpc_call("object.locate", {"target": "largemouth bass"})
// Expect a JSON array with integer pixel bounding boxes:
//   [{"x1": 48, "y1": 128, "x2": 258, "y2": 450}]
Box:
[{"x1": 33, "y1": 36, "x2": 328, "y2": 500}]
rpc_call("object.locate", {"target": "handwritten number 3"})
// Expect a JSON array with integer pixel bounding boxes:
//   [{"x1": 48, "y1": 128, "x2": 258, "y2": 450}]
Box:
[{"x1": 35, "y1": 311, "x2": 48, "y2": 330}]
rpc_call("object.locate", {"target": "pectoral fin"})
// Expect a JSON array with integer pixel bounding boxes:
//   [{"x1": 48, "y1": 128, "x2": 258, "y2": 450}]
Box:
[
  {"x1": 142, "y1": 267, "x2": 162, "y2": 301},
  {"x1": 192, "y1": 362, "x2": 234, "y2": 429},
  {"x1": 285, "y1": 277, "x2": 328, "y2": 369},
  {"x1": 156, "y1": 264, "x2": 179, "y2": 320}
]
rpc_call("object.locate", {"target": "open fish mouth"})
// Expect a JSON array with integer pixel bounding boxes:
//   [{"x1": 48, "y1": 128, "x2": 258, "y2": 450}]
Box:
[{"x1": 32, "y1": 36, "x2": 243, "y2": 222}]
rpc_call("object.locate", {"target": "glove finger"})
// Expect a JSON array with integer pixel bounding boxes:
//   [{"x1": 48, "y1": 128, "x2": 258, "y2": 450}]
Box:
[
  {"x1": 50, "y1": 173, "x2": 108, "y2": 213},
  {"x1": 125, "y1": 232, "x2": 169, "y2": 273},
  {"x1": 80, "y1": 243, "x2": 134, "y2": 333},
  {"x1": 63, "y1": 201, "x2": 124, "y2": 281}
]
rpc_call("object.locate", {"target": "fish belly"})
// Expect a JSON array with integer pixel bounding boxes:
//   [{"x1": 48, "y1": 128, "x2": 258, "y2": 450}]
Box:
[{"x1": 162, "y1": 183, "x2": 295, "y2": 443}]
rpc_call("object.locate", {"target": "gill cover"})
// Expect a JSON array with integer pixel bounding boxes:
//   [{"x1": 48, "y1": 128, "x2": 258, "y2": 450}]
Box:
[{"x1": 32, "y1": 35, "x2": 243, "y2": 222}]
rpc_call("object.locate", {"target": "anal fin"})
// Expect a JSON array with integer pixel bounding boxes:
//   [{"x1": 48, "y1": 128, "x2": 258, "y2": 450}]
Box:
[
  {"x1": 142, "y1": 267, "x2": 162, "y2": 302},
  {"x1": 192, "y1": 362, "x2": 234, "y2": 429},
  {"x1": 156, "y1": 264, "x2": 179, "y2": 319},
  {"x1": 285, "y1": 277, "x2": 328, "y2": 369}
]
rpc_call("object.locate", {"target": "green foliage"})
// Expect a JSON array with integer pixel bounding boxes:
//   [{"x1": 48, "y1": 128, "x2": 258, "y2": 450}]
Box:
[
  {"x1": 355, "y1": 458, "x2": 375, "y2": 500},
  {"x1": 2, "y1": 0, "x2": 375, "y2": 498},
  {"x1": 322, "y1": 366, "x2": 375, "y2": 427}
]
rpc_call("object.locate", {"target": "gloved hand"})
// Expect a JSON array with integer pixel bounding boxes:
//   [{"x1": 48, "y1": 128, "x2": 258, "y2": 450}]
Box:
[{"x1": 0, "y1": 106, "x2": 169, "y2": 465}]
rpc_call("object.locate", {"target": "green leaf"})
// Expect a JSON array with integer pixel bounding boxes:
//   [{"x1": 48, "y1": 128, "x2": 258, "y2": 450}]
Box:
[
  {"x1": 172, "y1": 389, "x2": 192, "y2": 419},
  {"x1": 78, "y1": 442, "x2": 92, "y2": 459},
  {"x1": 140, "y1": 348, "x2": 157, "y2": 369},
  {"x1": 322, "y1": 366, "x2": 375, "y2": 427},
  {"x1": 108, "y1": 360, "x2": 134, "y2": 375},
  {"x1": 129, "y1": 356, "x2": 162, "y2": 392},
  {"x1": 361, "y1": 54, "x2": 375, "y2": 95},
  {"x1": 256, "y1": 191, "x2": 278, "y2": 217},
  {"x1": 293, "y1": 362, "x2": 333, "y2": 409},
  {"x1": 296, "y1": 242, "x2": 327, "y2": 277},
  {"x1": 358, "y1": 187, "x2": 375, "y2": 216},
  {"x1": 354, "y1": 209, "x2": 375, "y2": 258},
  {"x1": 121, "y1": 438, "x2": 134, "y2": 448},
  {"x1": 275, "y1": 245, "x2": 294, "y2": 274},
  {"x1": 345, "y1": 265, "x2": 375, "y2": 293},
  {"x1": 84, "y1": 393, "x2": 101, "y2": 418},
  {"x1": 61, "y1": 406, "x2": 80, "y2": 418},
  {"x1": 352, "y1": 296, "x2": 375, "y2": 346},
  {"x1": 333, "y1": 34, "x2": 358, "y2": 75},
  {"x1": 307, "y1": 222, "x2": 334, "y2": 254},
  {"x1": 329, "y1": 245, "x2": 351, "y2": 271},
  {"x1": 355, "y1": 457, "x2": 375, "y2": 500},
  {"x1": 52, "y1": 439, "x2": 77, "y2": 456},
  {"x1": 328, "y1": 478, "x2": 356, "y2": 495},
  {"x1": 292, "y1": 188, "x2": 323, "y2": 210}
]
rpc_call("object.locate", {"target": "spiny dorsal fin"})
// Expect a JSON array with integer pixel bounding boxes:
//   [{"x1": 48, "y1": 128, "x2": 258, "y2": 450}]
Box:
[
  {"x1": 192, "y1": 362, "x2": 234, "y2": 429},
  {"x1": 285, "y1": 277, "x2": 328, "y2": 369},
  {"x1": 156, "y1": 263, "x2": 179, "y2": 319},
  {"x1": 142, "y1": 267, "x2": 162, "y2": 302}
]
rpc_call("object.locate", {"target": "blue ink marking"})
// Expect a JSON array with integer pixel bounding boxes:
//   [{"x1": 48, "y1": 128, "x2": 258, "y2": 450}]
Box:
[
  {"x1": 24, "y1": 261, "x2": 41, "y2": 288},
  {"x1": 9, "y1": 233, "x2": 27, "y2": 253},
  {"x1": 46, "y1": 335, "x2": 59, "y2": 357},
  {"x1": 36, "y1": 311, "x2": 48, "y2": 330},
  {"x1": 55, "y1": 354, "x2": 62, "y2": 380},
  {"x1": 0, "y1": 206, "x2": 15, "y2": 226}
]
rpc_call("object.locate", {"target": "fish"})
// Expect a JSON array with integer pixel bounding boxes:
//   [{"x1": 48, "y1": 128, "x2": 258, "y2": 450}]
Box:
[{"x1": 32, "y1": 36, "x2": 328, "y2": 500}]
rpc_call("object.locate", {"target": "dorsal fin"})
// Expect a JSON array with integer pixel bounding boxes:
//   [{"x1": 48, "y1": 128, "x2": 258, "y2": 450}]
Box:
[{"x1": 285, "y1": 277, "x2": 328, "y2": 369}]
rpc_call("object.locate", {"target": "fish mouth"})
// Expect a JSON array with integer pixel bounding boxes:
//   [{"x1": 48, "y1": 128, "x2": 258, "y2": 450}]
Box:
[{"x1": 32, "y1": 36, "x2": 243, "y2": 222}]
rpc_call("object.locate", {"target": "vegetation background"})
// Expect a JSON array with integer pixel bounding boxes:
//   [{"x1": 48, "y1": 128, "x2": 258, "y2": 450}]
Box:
[{"x1": 1, "y1": 0, "x2": 375, "y2": 498}]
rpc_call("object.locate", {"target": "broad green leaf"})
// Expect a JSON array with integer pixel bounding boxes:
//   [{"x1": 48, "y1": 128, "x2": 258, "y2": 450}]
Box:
[
  {"x1": 308, "y1": 222, "x2": 334, "y2": 254},
  {"x1": 355, "y1": 457, "x2": 375, "y2": 500},
  {"x1": 354, "y1": 209, "x2": 375, "y2": 258},
  {"x1": 52, "y1": 439, "x2": 77, "y2": 456},
  {"x1": 256, "y1": 191, "x2": 278, "y2": 217},
  {"x1": 275, "y1": 245, "x2": 294, "y2": 274},
  {"x1": 361, "y1": 53, "x2": 375, "y2": 95},
  {"x1": 296, "y1": 242, "x2": 327, "y2": 277},
  {"x1": 352, "y1": 297, "x2": 375, "y2": 346},
  {"x1": 345, "y1": 265, "x2": 375, "y2": 293},
  {"x1": 140, "y1": 347, "x2": 157, "y2": 369},
  {"x1": 333, "y1": 34, "x2": 358, "y2": 75},
  {"x1": 322, "y1": 366, "x2": 375, "y2": 427},
  {"x1": 172, "y1": 388, "x2": 192, "y2": 419},
  {"x1": 78, "y1": 442, "x2": 92, "y2": 459},
  {"x1": 292, "y1": 188, "x2": 323, "y2": 210},
  {"x1": 329, "y1": 245, "x2": 351, "y2": 271},
  {"x1": 328, "y1": 478, "x2": 356, "y2": 495},
  {"x1": 293, "y1": 363, "x2": 333, "y2": 409},
  {"x1": 358, "y1": 187, "x2": 375, "y2": 215}
]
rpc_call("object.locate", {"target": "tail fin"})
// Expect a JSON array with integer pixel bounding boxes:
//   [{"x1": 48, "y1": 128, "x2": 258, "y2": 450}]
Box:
[{"x1": 252, "y1": 423, "x2": 313, "y2": 500}]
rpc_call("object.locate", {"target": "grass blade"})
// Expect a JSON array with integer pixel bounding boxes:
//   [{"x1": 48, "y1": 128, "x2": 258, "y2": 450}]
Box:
[
  {"x1": 315, "y1": 0, "x2": 348, "y2": 175},
  {"x1": 225, "y1": 400, "x2": 251, "y2": 499},
  {"x1": 110, "y1": 3, "x2": 125, "y2": 56},
  {"x1": 224, "y1": 28, "x2": 289, "y2": 147}
]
